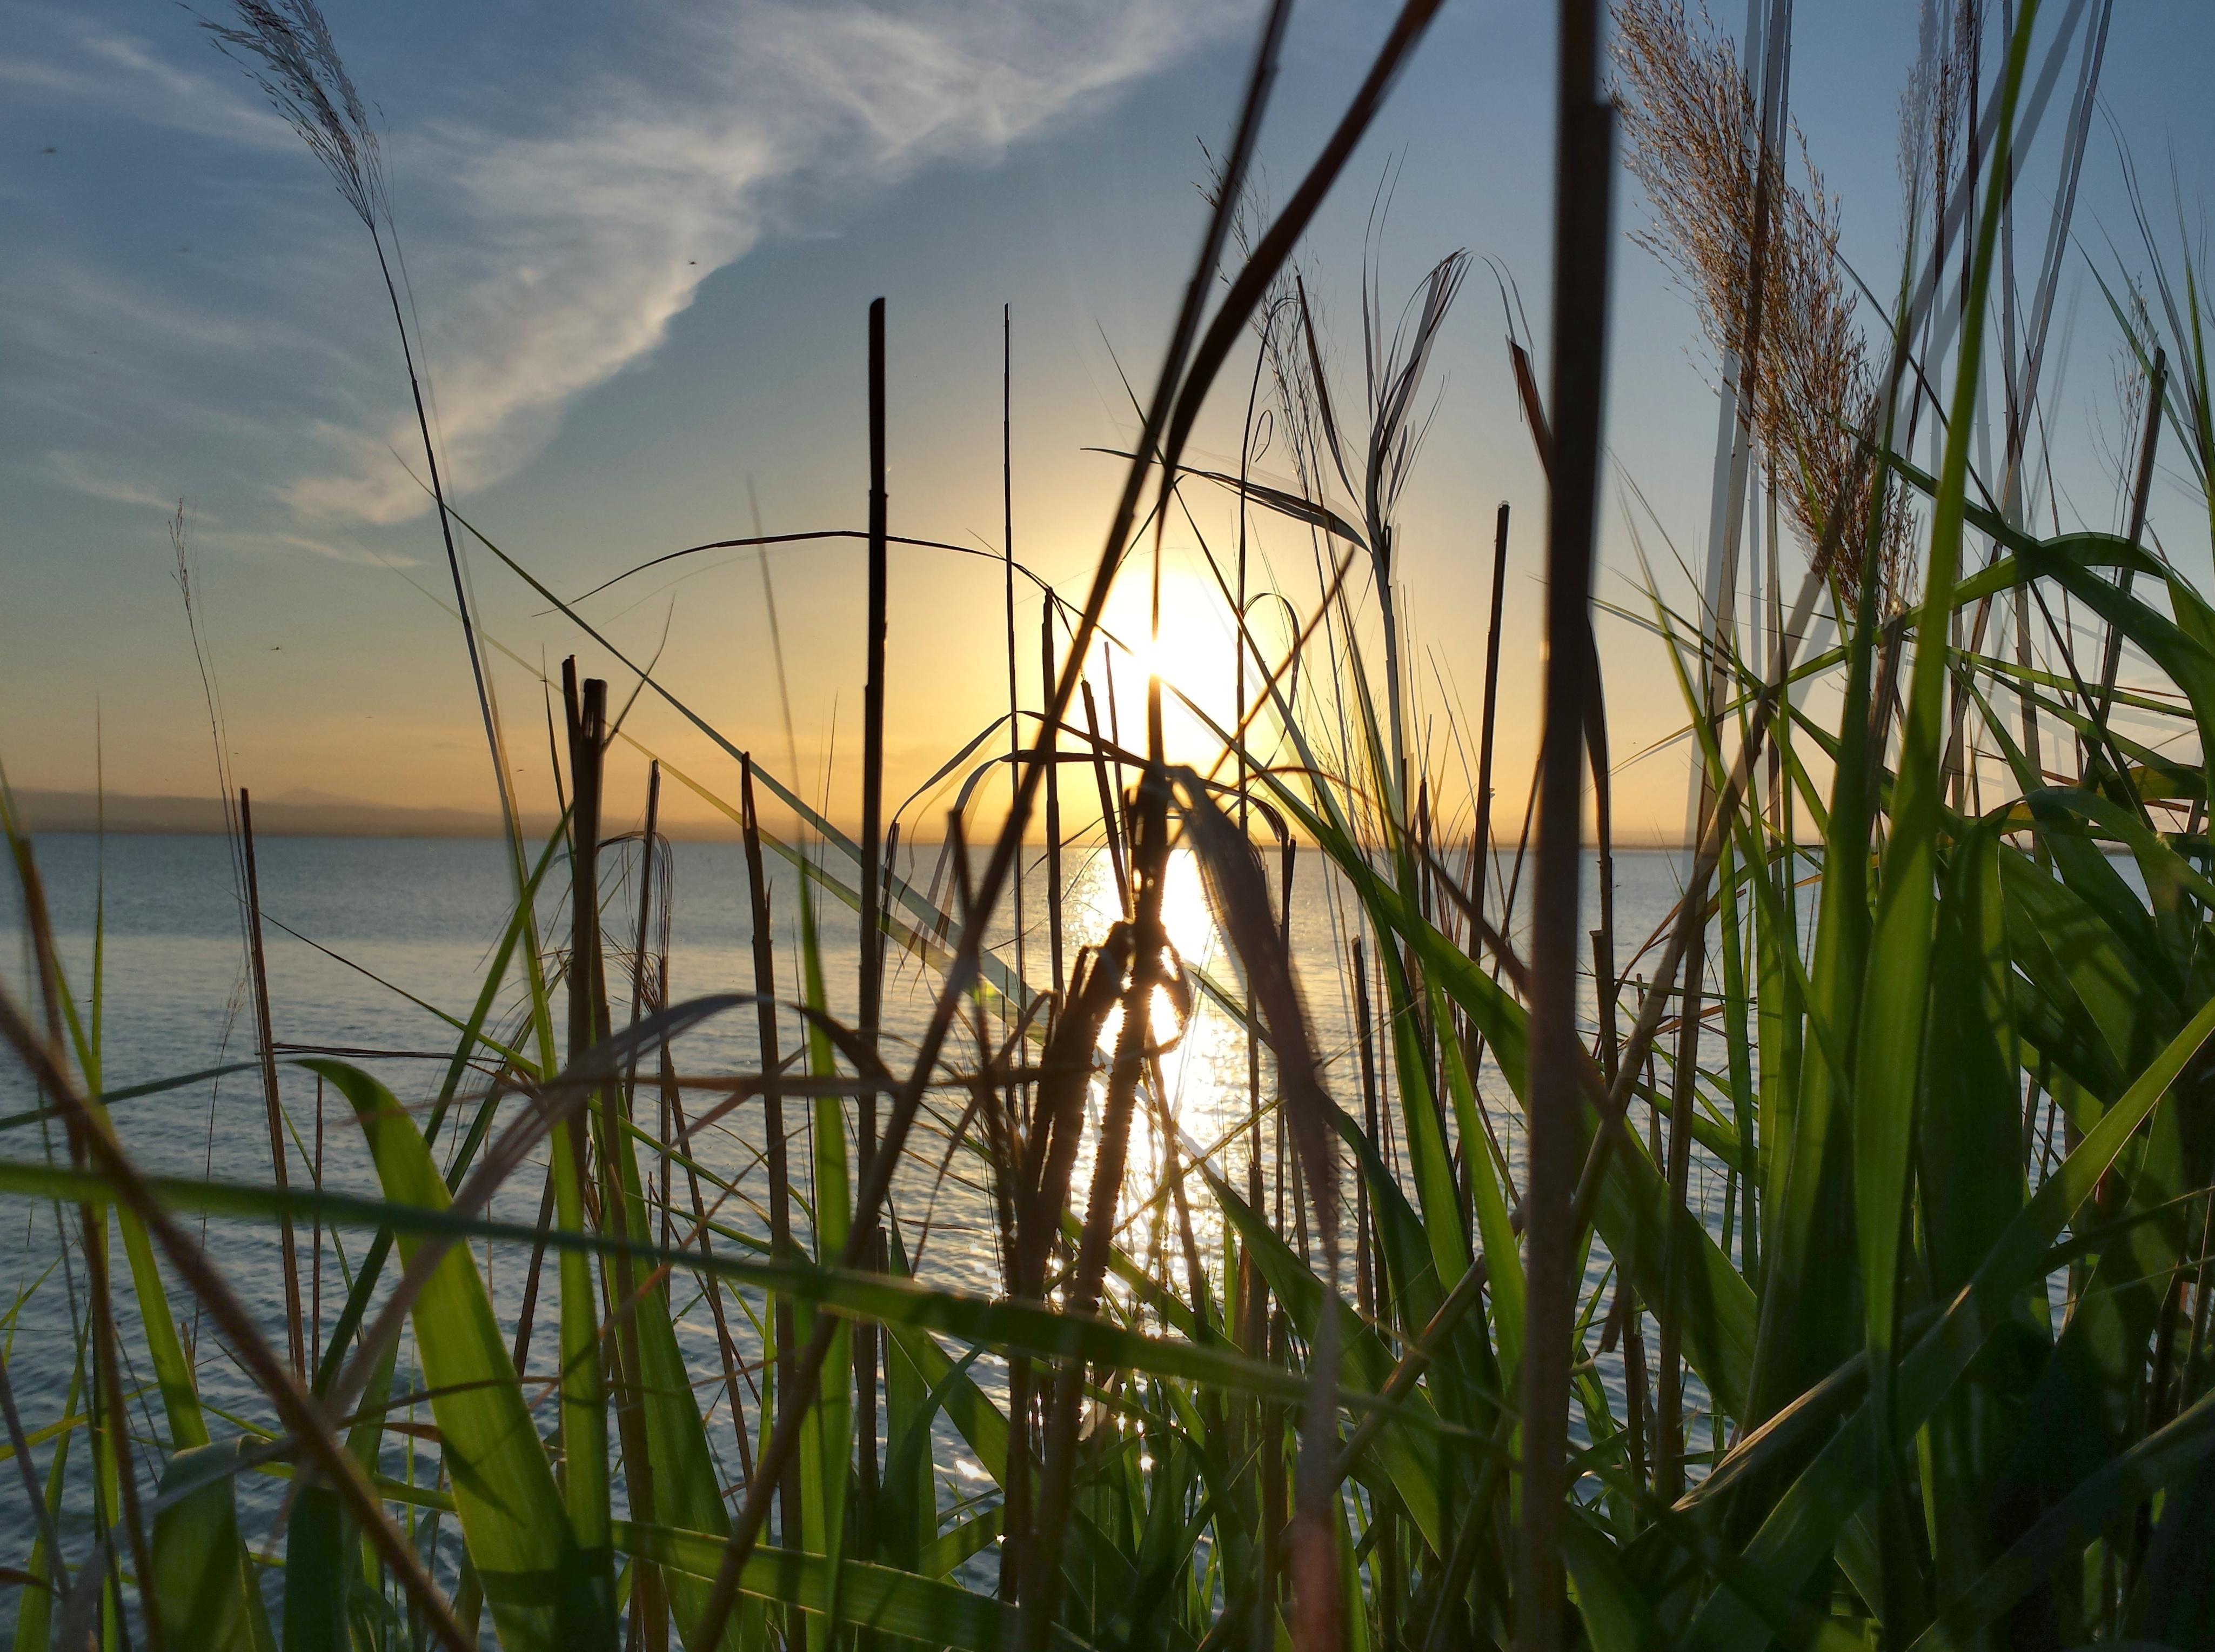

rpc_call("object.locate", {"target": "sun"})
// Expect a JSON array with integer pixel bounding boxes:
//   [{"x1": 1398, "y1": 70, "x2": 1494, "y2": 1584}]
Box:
[{"x1": 1090, "y1": 565, "x2": 1241, "y2": 755}]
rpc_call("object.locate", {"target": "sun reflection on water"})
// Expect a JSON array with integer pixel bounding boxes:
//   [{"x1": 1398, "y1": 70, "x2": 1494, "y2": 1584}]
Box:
[{"x1": 1058, "y1": 845, "x2": 1256, "y2": 1279}]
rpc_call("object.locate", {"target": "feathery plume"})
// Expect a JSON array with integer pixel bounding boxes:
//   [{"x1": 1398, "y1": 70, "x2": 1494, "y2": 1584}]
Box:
[
  {"x1": 1614, "y1": 0, "x2": 1913, "y2": 603},
  {"x1": 202, "y1": 1, "x2": 389, "y2": 234}
]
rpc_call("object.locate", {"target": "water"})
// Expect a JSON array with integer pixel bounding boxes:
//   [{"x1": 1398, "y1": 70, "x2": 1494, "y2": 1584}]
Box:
[{"x1": 0, "y1": 832, "x2": 1723, "y2": 1616}]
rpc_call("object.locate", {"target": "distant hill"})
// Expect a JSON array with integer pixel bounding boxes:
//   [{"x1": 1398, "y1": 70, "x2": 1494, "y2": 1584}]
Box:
[{"x1": 13, "y1": 787, "x2": 782, "y2": 840}]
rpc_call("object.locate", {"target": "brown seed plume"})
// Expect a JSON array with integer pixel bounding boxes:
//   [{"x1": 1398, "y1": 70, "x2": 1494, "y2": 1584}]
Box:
[{"x1": 1614, "y1": 0, "x2": 1912, "y2": 603}]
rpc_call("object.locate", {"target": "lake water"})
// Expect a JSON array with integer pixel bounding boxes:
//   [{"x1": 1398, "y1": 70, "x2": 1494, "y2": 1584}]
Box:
[{"x1": 0, "y1": 831, "x2": 1724, "y2": 1617}]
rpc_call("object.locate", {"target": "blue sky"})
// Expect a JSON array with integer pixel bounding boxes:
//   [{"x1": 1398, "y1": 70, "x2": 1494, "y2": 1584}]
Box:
[{"x1": 6, "y1": 0, "x2": 2213, "y2": 843}]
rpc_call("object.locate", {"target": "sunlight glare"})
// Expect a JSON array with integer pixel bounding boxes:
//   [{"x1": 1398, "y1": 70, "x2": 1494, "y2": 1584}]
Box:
[{"x1": 1093, "y1": 568, "x2": 1239, "y2": 757}]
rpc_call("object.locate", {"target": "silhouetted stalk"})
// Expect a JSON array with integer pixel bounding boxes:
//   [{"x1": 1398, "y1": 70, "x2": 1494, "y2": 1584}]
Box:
[
  {"x1": 1475, "y1": 503, "x2": 1511, "y2": 926},
  {"x1": 857, "y1": 296, "x2": 890, "y2": 1547},
  {"x1": 553, "y1": 659, "x2": 619, "y2": 1642},
  {"x1": 1005, "y1": 923, "x2": 1132, "y2": 1607},
  {"x1": 741, "y1": 755, "x2": 800, "y2": 1543},
  {"x1": 239, "y1": 787, "x2": 306, "y2": 1380},
  {"x1": 1041, "y1": 597, "x2": 1066, "y2": 1003},
  {"x1": 1005, "y1": 304, "x2": 1027, "y2": 1009},
  {"x1": 2097, "y1": 346, "x2": 2168, "y2": 717},
  {"x1": 510, "y1": 1167, "x2": 557, "y2": 1373},
  {"x1": 1518, "y1": 0, "x2": 1615, "y2": 1644},
  {"x1": 1029, "y1": 532, "x2": 1181, "y2": 1641},
  {"x1": 1025, "y1": 781, "x2": 1170, "y2": 1652},
  {"x1": 1620, "y1": 1273, "x2": 1650, "y2": 1488},
  {"x1": 1082, "y1": 680, "x2": 1132, "y2": 913},
  {"x1": 311, "y1": 1070, "x2": 324, "y2": 1374},
  {"x1": 666, "y1": 1047, "x2": 754, "y2": 1487},
  {"x1": 566, "y1": 666, "x2": 664, "y2": 1652},
  {"x1": 1354, "y1": 933, "x2": 1378, "y2": 1317},
  {"x1": 1716, "y1": 828, "x2": 1754, "y2": 1271},
  {"x1": 88, "y1": 1206, "x2": 157, "y2": 1649},
  {"x1": 1586, "y1": 633, "x2": 1620, "y2": 1086},
  {"x1": 1235, "y1": 332, "x2": 1268, "y2": 1356},
  {"x1": 630, "y1": 763, "x2": 667, "y2": 1249},
  {"x1": 1657, "y1": 892, "x2": 1704, "y2": 1502}
]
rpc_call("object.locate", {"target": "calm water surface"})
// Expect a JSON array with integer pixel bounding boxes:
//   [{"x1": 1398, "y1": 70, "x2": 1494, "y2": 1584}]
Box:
[{"x1": 1, "y1": 832, "x2": 1727, "y2": 1615}]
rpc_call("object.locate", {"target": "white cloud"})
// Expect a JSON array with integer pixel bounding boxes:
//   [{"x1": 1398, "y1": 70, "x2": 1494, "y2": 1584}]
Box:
[
  {"x1": 8, "y1": 0, "x2": 1246, "y2": 532},
  {"x1": 45, "y1": 451, "x2": 206, "y2": 518}
]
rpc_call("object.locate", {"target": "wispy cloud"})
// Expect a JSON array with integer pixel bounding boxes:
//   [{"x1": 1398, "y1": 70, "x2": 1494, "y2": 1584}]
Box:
[
  {"x1": 0, "y1": 10, "x2": 297, "y2": 151},
  {"x1": 45, "y1": 450, "x2": 208, "y2": 517},
  {"x1": 242, "y1": 530, "x2": 414, "y2": 568},
  {"x1": 6, "y1": 0, "x2": 1244, "y2": 536}
]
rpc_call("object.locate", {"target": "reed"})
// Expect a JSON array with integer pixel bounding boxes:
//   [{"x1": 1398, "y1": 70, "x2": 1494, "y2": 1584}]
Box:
[{"x1": 7, "y1": 1, "x2": 2215, "y2": 1649}]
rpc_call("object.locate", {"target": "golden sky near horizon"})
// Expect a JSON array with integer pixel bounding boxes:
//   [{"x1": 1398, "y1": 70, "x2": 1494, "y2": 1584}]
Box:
[{"x1": 9, "y1": 3, "x2": 2212, "y2": 852}]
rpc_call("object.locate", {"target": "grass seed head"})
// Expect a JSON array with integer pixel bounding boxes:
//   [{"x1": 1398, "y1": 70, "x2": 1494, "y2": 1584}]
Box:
[
  {"x1": 1614, "y1": 0, "x2": 1913, "y2": 605},
  {"x1": 203, "y1": 0, "x2": 387, "y2": 233}
]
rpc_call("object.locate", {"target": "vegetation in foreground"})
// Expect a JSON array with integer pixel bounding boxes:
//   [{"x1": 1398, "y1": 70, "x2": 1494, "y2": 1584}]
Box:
[{"x1": 6, "y1": 0, "x2": 2215, "y2": 1647}]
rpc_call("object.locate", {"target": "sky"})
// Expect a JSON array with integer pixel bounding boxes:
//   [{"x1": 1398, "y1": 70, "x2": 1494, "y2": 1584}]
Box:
[{"x1": 6, "y1": 0, "x2": 2214, "y2": 847}]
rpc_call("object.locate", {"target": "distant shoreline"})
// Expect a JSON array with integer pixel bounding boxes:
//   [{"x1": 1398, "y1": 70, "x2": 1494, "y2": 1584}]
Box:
[{"x1": 12, "y1": 789, "x2": 1699, "y2": 850}]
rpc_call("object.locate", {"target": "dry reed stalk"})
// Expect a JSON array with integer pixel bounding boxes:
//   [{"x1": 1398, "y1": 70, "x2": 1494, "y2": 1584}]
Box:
[
  {"x1": 311, "y1": 1071, "x2": 324, "y2": 1374},
  {"x1": 661, "y1": 1066, "x2": 753, "y2": 1485},
  {"x1": 1474, "y1": 503, "x2": 1511, "y2": 932},
  {"x1": 509, "y1": 1161, "x2": 558, "y2": 1375},
  {"x1": 1082, "y1": 680, "x2": 1132, "y2": 913},
  {"x1": 1657, "y1": 879, "x2": 1703, "y2": 1501},
  {"x1": 1040, "y1": 598, "x2": 1066, "y2": 1002},
  {"x1": 999, "y1": 920, "x2": 1130, "y2": 1613},
  {"x1": 1613, "y1": 0, "x2": 1913, "y2": 601},
  {"x1": 1520, "y1": 3, "x2": 1616, "y2": 1648},
  {"x1": 858, "y1": 295, "x2": 890, "y2": 1546},
  {"x1": 1002, "y1": 596, "x2": 1065, "y2": 1606},
  {"x1": 564, "y1": 665, "x2": 666, "y2": 1651},
  {"x1": 1004, "y1": 304, "x2": 1027, "y2": 1008},
  {"x1": 239, "y1": 788, "x2": 307, "y2": 1380},
  {"x1": 1354, "y1": 933, "x2": 1378, "y2": 1319},
  {"x1": 1024, "y1": 773, "x2": 1173, "y2": 1651},
  {"x1": 1588, "y1": 681, "x2": 1622, "y2": 1088},
  {"x1": 739, "y1": 754, "x2": 800, "y2": 1541}
]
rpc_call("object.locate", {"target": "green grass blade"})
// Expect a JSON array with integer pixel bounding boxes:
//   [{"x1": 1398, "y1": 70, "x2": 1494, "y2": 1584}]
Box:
[
  {"x1": 0, "y1": 1159, "x2": 1372, "y2": 1409},
  {"x1": 623, "y1": 1522, "x2": 1020, "y2": 1650},
  {"x1": 12, "y1": 1353, "x2": 82, "y2": 1652},
  {"x1": 1688, "y1": 976, "x2": 2215, "y2": 1649},
  {"x1": 796, "y1": 860, "x2": 852, "y2": 1649},
  {"x1": 1908, "y1": 1389, "x2": 2215, "y2": 1650},
  {"x1": 309, "y1": 1059, "x2": 595, "y2": 1652},
  {"x1": 150, "y1": 1441, "x2": 277, "y2": 1652}
]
